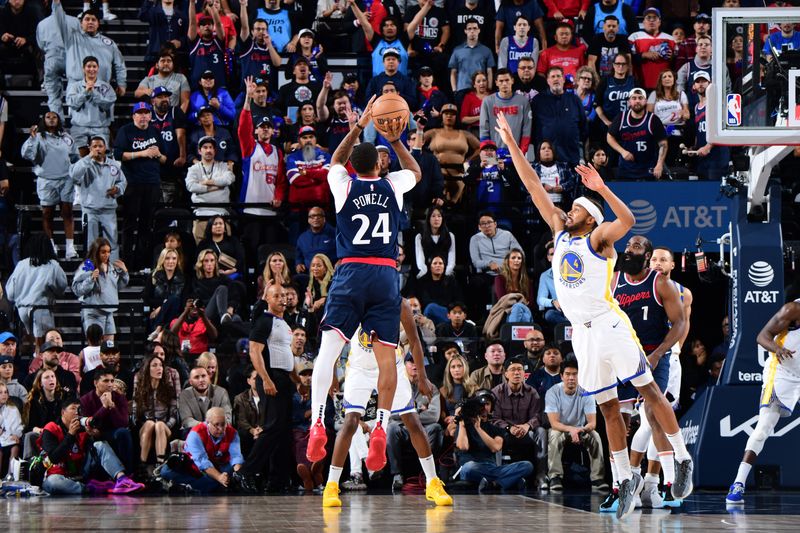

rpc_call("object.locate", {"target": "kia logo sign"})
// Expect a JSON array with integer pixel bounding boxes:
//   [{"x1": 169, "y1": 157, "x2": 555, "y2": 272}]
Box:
[
  {"x1": 748, "y1": 261, "x2": 774, "y2": 287},
  {"x1": 629, "y1": 199, "x2": 657, "y2": 234}
]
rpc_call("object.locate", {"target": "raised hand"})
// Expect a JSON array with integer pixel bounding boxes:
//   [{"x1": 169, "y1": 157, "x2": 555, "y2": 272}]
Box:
[
  {"x1": 493, "y1": 112, "x2": 516, "y2": 148},
  {"x1": 575, "y1": 164, "x2": 607, "y2": 192}
]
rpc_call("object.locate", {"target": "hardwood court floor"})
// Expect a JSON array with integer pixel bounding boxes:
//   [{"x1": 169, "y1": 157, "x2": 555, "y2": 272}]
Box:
[{"x1": 1, "y1": 491, "x2": 798, "y2": 532}]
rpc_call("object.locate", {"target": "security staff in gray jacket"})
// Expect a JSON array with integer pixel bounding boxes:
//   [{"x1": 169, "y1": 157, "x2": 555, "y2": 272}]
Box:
[
  {"x1": 66, "y1": 56, "x2": 117, "y2": 153},
  {"x1": 37, "y1": 11, "x2": 66, "y2": 116},
  {"x1": 53, "y1": 0, "x2": 126, "y2": 97},
  {"x1": 70, "y1": 135, "x2": 127, "y2": 261}
]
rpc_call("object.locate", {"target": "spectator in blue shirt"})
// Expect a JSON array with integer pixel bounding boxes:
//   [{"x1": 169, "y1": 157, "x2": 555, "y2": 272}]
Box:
[
  {"x1": 294, "y1": 206, "x2": 337, "y2": 287},
  {"x1": 763, "y1": 22, "x2": 800, "y2": 61},
  {"x1": 537, "y1": 241, "x2": 569, "y2": 326},
  {"x1": 526, "y1": 343, "x2": 563, "y2": 399}
]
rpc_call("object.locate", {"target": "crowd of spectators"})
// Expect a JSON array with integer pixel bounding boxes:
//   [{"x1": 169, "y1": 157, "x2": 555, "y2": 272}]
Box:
[{"x1": 0, "y1": 0, "x2": 753, "y2": 495}]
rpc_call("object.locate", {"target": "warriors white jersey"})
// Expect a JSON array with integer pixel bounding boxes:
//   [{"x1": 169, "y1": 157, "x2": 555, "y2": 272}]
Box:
[
  {"x1": 772, "y1": 306, "x2": 800, "y2": 379},
  {"x1": 552, "y1": 230, "x2": 619, "y2": 324},
  {"x1": 348, "y1": 327, "x2": 403, "y2": 372}
]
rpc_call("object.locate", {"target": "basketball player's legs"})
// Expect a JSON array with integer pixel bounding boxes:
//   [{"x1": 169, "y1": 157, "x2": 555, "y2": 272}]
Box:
[
  {"x1": 322, "y1": 412, "x2": 364, "y2": 507},
  {"x1": 368, "y1": 340, "x2": 398, "y2": 471}
]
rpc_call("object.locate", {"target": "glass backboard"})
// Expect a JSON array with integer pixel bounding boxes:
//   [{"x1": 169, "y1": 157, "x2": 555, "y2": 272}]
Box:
[{"x1": 709, "y1": 7, "x2": 800, "y2": 145}]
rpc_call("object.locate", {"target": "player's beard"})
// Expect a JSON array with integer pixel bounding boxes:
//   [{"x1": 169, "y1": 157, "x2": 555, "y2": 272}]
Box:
[{"x1": 617, "y1": 252, "x2": 647, "y2": 275}]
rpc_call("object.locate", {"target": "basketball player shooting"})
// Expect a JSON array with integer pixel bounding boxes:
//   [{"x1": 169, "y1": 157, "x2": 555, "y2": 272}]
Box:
[
  {"x1": 306, "y1": 95, "x2": 424, "y2": 472},
  {"x1": 494, "y1": 112, "x2": 694, "y2": 519}
]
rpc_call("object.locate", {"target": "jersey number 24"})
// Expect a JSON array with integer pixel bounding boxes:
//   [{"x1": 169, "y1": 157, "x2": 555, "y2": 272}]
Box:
[{"x1": 352, "y1": 213, "x2": 391, "y2": 245}]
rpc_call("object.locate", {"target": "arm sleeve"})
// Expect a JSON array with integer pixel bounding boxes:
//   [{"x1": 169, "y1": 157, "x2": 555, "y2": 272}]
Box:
[
  {"x1": 446, "y1": 233, "x2": 456, "y2": 276},
  {"x1": 237, "y1": 108, "x2": 255, "y2": 156},
  {"x1": 414, "y1": 233, "x2": 427, "y2": 277},
  {"x1": 20, "y1": 135, "x2": 40, "y2": 163}
]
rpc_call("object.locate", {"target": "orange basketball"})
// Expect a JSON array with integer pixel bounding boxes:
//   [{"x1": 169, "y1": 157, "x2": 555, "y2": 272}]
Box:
[{"x1": 371, "y1": 93, "x2": 410, "y2": 139}]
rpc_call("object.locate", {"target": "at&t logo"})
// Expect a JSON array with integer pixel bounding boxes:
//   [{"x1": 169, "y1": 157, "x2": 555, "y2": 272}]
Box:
[
  {"x1": 744, "y1": 261, "x2": 779, "y2": 303},
  {"x1": 629, "y1": 199, "x2": 657, "y2": 234}
]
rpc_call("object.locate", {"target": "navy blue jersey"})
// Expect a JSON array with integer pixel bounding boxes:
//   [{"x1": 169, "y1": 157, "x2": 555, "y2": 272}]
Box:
[
  {"x1": 189, "y1": 38, "x2": 227, "y2": 88},
  {"x1": 613, "y1": 269, "x2": 669, "y2": 350},
  {"x1": 328, "y1": 165, "x2": 416, "y2": 260},
  {"x1": 596, "y1": 75, "x2": 635, "y2": 121},
  {"x1": 609, "y1": 110, "x2": 666, "y2": 179},
  {"x1": 507, "y1": 36, "x2": 536, "y2": 74},
  {"x1": 151, "y1": 107, "x2": 186, "y2": 162},
  {"x1": 238, "y1": 38, "x2": 277, "y2": 93},
  {"x1": 693, "y1": 102, "x2": 708, "y2": 148}
]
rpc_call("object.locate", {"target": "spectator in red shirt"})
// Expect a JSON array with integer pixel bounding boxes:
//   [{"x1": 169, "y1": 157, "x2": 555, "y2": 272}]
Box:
[
  {"x1": 170, "y1": 298, "x2": 219, "y2": 358},
  {"x1": 536, "y1": 21, "x2": 587, "y2": 82},
  {"x1": 543, "y1": 0, "x2": 590, "y2": 21},
  {"x1": 628, "y1": 7, "x2": 675, "y2": 90}
]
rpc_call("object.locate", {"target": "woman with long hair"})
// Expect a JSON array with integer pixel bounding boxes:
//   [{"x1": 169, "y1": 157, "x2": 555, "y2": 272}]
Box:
[
  {"x1": 197, "y1": 215, "x2": 246, "y2": 281},
  {"x1": 72, "y1": 237, "x2": 129, "y2": 340},
  {"x1": 574, "y1": 66, "x2": 598, "y2": 122},
  {"x1": 6, "y1": 233, "x2": 68, "y2": 349},
  {"x1": 647, "y1": 69, "x2": 689, "y2": 165},
  {"x1": 305, "y1": 253, "x2": 334, "y2": 315},
  {"x1": 424, "y1": 104, "x2": 480, "y2": 206},
  {"x1": 288, "y1": 29, "x2": 329, "y2": 84},
  {"x1": 21, "y1": 369, "x2": 65, "y2": 459},
  {"x1": 132, "y1": 355, "x2": 177, "y2": 468},
  {"x1": 147, "y1": 341, "x2": 184, "y2": 400},
  {"x1": 191, "y1": 249, "x2": 239, "y2": 325},
  {"x1": 440, "y1": 353, "x2": 477, "y2": 423},
  {"x1": 413, "y1": 256, "x2": 463, "y2": 325},
  {"x1": 262, "y1": 251, "x2": 291, "y2": 289},
  {"x1": 414, "y1": 207, "x2": 455, "y2": 279},
  {"x1": 188, "y1": 60, "x2": 236, "y2": 126},
  {"x1": 146, "y1": 248, "x2": 186, "y2": 338},
  {"x1": 460, "y1": 71, "x2": 491, "y2": 137},
  {"x1": 196, "y1": 351, "x2": 219, "y2": 385},
  {"x1": 20, "y1": 112, "x2": 79, "y2": 258},
  {"x1": 493, "y1": 248, "x2": 534, "y2": 322}
]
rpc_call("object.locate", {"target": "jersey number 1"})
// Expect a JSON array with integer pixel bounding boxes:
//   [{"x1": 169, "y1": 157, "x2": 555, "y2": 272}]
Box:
[{"x1": 352, "y1": 213, "x2": 391, "y2": 245}]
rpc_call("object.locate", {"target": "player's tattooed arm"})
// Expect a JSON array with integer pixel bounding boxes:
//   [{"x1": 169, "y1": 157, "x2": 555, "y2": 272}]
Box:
[{"x1": 331, "y1": 95, "x2": 376, "y2": 166}]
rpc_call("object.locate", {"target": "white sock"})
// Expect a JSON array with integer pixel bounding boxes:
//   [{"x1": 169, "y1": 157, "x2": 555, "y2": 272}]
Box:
[
  {"x1": 609, "y1": 456, "x2": 619, "y2": 489},
  {"x1": 66, "y1": 238, "x2": 74, "y2": 248},
  {"x1": 659, "y1": 452, "x2": 675, "y2": 485},
  {"x1": 311, "y1": 329, "x2": 347, "y2": 424},
  {"x1": 734, "y1": 462, "x2": 752, "y2": 486},
  {"x1": 375, "y1": 408, "x2": 391, "y2": 428},
  {"x1": 103, "y1": 3, "x2": 110, "y2": 13},
  {"x1": 83, "y1": 2, "x2": 90, "y2": 11},
  {"x1": 419, "y1": 455, "x2": 437, "y2": 483},
  {"x1": 631, "y1": 465, "x2": 641, "y2": 477},
  {"x1": 665, "y1": 431, "x2": 691, "y2": 462},
  {"x1": 644, "y1": 473, "x2": 659, "y2": 485},
  {"x1": 327, "y1": 465, "x2": 343, "y2": 484},
  {"x1": 612, "y1": 449, "x2": 632, "y2": 482}
]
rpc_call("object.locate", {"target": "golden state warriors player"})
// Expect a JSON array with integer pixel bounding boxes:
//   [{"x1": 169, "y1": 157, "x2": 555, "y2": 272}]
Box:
[
  {"x1": 727, "y1": 300, "x2": 800, "y2": 504},
  {"x1": 322, "y1": 299, "x2": 452, "y2": 508},
  {"x1": 494, "y1": 112, "x2": 694, "y2": 519},
  {"x1": 306, "y1": 96, "x2": 423, "y2": 473}
]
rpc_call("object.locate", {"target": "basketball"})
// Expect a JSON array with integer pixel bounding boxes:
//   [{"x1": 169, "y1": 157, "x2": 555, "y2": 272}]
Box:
[{"x1": 371, "y1": 93, "x2": 410, "y2": 139}]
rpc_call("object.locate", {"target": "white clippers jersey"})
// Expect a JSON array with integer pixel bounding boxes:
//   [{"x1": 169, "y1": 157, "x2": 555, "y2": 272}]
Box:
[{"x1": 552, "y1": 230, "x2": 619, "y2": 324}]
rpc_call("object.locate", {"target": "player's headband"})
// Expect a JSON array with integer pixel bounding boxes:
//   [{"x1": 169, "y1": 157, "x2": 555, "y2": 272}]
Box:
[{"x1": 574, "y1": 197, "x2": 604, "y2": 225}]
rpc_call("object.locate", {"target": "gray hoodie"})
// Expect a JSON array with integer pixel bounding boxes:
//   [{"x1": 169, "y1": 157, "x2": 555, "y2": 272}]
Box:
[
  {"x1": 54, "y1": 1, "x2": 127, "y2": 87},
  {"x1": 5, "y1": 258, "x2": 68, "y2": 308},
  {"x1": 1, "y1": 380, "x2": 27, "y2": 404},
  {"x1": 66, "y1": 79, "x2": 116, "y2": 128},
  {"x1": 185, "y1": 161, "x2": 235, "y2": 217},
  {"x1": 72, "y1": 262, "x2": 129, "y2": 306},
  {"x1": 36, "y1": 12, "x2": 65, "y2": 58},
  {"x1": 21, "y1": 132, "x2": 79, "y2": 180},
  {"x1": 70, "y1": 155, "x2": 127, "y2": 212},
  {"x1": 469, "y1": 228, "x2": 523, "y2": 274}
]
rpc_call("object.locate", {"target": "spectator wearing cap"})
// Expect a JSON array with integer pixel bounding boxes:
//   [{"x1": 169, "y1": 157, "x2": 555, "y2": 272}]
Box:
[
  {"x1": 187, "y1": 0, "x2": 227, "y2": 87},
  {"x1": 138, "y1": 0, "x2": 189, "y2": 67},
  {"x1": 236, "y1": 7, "x2": 282, "y2": 101},
  {"x1": 580, "y1": 0, "x2": 638, "y2": 43},
  {"x1": 628, "y1": 7, "x2": 676, "y2": 91},
  {"x1": 189, "y1": 69, "x2": 236, "y2": 126},
  {"x1": 4, "y1": 234, "x2": 67, "y2": 348},
  {"x1": 586, "y1": 15, "x2": 632, "y2": 79},
  {"x1": 185, "y1": 136, "x2": 236, "y2": 242},
  {"x1": 531, "y1": 66, "x2": 587, "y2": 166},
  {"x1": 536, "y1": 20, "x2": 586, "y2": 82},
  {"x1": 449, "y1": 18, "x2": 496, "y2": 93},
  {"x1": 386, "y1": 351, "x2": 442, "y2": 489},
  {"x1": 236, "y1": 75, "x2": 279, "y2": 132},
  {"x1": 23, "y1": 341, "x2": 78, "y2": 396},
  {"x1": 315, "y1": 73, "x2": 357, "y2": 151},
  {"x1": 490, "y1": 355, "x2": 547, "y2": 489},
  {"x1": 465, "y1": 139, "x2": 516, "y2": 226},
  {"x1": 276, "y1": 57, "x2": 323, "y2": 121},
  {"x1": 197, "y1": 0, "x2": 237, "y2": 49},
  {"x1": 416, "y1": 66, "x2": 449, "y2": 130},
  {"x1": 607, "y1": 87, "x2": 668, "y2": 179},
  {"x1": 134, "y1": 50, "x2": 190, "y2": 112},
  {"x1": 349, "y1": 3, "x2": 409, "y2": 77},
  {"x1": 0, "y1": 352, "x2": 27, "y2": 407},
  {"x1": 404, "y1": 0, "x2": 451, "y2": 88},
  {"x1": 288, "y1": 28, "x2": 328, "y2": 84},
  {"x1": 422, "y1": 103, "x2": 479, "y2": 207},
  {"x1": 65, "y1": 56, "x2": 117, "y2": 153},
  {"x1": 291, "y1": 359, "x2": 322, "y2": 491},
  {"x1": 238, "y1": 76, "x2": 287, "y2": 252},
  {"x1": 365, "y1": 48, "x2": 418, "y2": 108},
  {"x1": 188, "y1": 106, "x2": 237, "y2": 167},
  {"x1": 495, "y1": 0, "x2": 547, "y2": 55},
  {"x1": 674, "y1": 13, "x2": 712, "y2": 71},
  {"x1": 81, "y1": 340, "x2": 134, "y2": 398},
  {"x1": 80, "y1": 367, "x2": 133, "y2": 470},
  {"x1": 52, "y1": 0, "x2": 127, "y2": 97},
  {"x1": 150, "y1": 85, "x2": 188, "y2": 204},
  {"x1": 114, "y1": 102, "x2": 166, "y2": 268},
  {"x1": 285, "y1": 126, "x2": 332, "y2": 243},
  {"x1": 480, "y1": 68, "x2": 532, "y2": 154},
  {"x1": 70, "y1": 135, "x2": 127, "y2": 261},
  {"x1": 256, "y1": 0, "x2": 292, "y2": 52},
  {"x1": 27, "y1": 329, "x2": 81, "y2": 388},
  {"x1": 689, "y1": 71, "x2": 731, "y2": 180}
]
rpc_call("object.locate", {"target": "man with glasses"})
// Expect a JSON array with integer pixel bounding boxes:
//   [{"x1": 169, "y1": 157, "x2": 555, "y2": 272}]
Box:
[
  {"x1": 593, "y1": 53, "x2": 637, "y2": 147},
  {"x1": 514, "y1": 57, "x2": 542, "y2": 104},
  {"x1": 627, "y1": 7, "x2": 675, "y2": 91},
  {"x1": 587, "y1": 15, "x2": 631, "y2": 78},
  {"x1": 469, "y1": 211, "x2": 522, "y2": 314}
]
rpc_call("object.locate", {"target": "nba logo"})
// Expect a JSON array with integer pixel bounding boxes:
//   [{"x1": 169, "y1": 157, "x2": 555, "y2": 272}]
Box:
[{"x1": 727, "y1": 94, "x2": 742, "y2": 126}]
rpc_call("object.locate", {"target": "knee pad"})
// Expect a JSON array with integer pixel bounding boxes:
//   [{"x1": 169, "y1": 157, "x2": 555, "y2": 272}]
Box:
[
  {"x1": 746, "y1": 406, "x2": 781, "y2": 455},
  {"x1": 630, "y1": 421, "x2": 652, "y2": 454}
]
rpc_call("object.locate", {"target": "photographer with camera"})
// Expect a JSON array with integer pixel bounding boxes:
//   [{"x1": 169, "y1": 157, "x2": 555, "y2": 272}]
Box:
[
  {"x1": 170, "y1": 297, "x2": 219, "y2": 360},
  {"x1": 455, "y1": 389, "x2": 533, "y2": 491},
  {"x1": 79, "y1": 368, "x2": 133, "y2": 471},
  {"x1": 38, "y1": 398, "x2": 144, "y2": 495}
]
